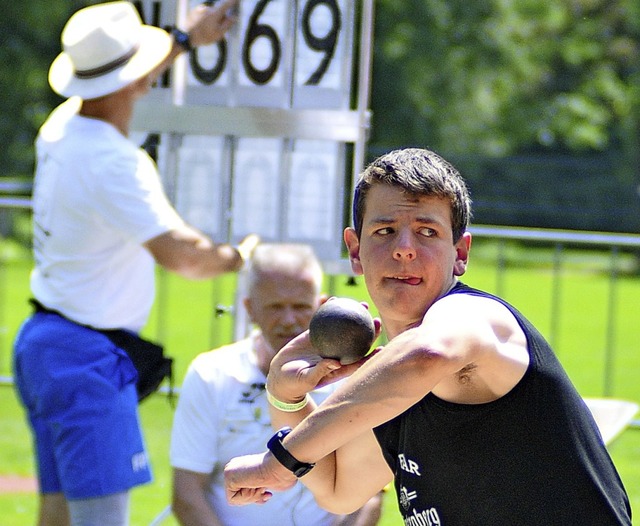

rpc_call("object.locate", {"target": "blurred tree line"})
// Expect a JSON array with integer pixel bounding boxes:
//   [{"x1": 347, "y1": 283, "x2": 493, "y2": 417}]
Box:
[
  {"x1": 368, "y1": 0, "x2": 640, "y2": 231},
  {"x1": 371, "y1": 0, "x2": 640, "y2": 156},
  {"x1": 1, "y1": 0, "x2": 639, "y2": 231}
]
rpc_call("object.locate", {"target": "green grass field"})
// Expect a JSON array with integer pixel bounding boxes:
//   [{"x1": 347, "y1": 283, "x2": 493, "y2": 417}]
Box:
[{"x1": 1, "y1": 240, "x2": 638, "y2": 525}]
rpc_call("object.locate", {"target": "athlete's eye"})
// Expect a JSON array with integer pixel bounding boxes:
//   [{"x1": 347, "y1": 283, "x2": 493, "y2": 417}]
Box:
[{"x1": 418, "y1": 227, "x2": 436, "y2": 237}]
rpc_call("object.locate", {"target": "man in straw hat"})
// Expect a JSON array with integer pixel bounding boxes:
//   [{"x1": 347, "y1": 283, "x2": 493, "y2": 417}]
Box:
[{"x1": 13, "y1": 1, "x2": 256, "y2": 525}]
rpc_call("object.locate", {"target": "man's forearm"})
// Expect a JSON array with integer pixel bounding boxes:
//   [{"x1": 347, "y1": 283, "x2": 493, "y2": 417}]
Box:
[
  {"x1": 173, "y1": 469, "x2": 225, "y2": 526},
  {"x1": 280, "y1": 324, "x2": 463, "y2": 465},
  {"x1": 173, "y1": 494, "x2": 225, "y2": 526},
  {"x1": 149, "y1": 0, "x2": 238, "y2": 82}
]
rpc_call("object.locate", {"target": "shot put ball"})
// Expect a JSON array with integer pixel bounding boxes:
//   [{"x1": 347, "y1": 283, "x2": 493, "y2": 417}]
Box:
[{"x1": 309, "y1": 297, "x2": 375, "y2": 365}]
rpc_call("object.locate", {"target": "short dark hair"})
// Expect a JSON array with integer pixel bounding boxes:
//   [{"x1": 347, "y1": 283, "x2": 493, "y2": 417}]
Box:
[{"x1": 352, "y1": 148, "x2": 472, "y2": 242}]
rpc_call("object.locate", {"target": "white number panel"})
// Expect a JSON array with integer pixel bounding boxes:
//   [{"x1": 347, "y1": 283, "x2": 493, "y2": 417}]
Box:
[
  {"x1": 174, "y1": 135, "x2": 228, "y2": 238},
  {"x1": 293, "y1": 0, "x2": 353, "y2": 108},
  {"x1": 134, "y1": 0, "x2": 354, "y2": 108},
  {"x1": 287, "y1": 140, "x2": 343, "y2": 243},
  {"x1": 230, "y1": 137, "x2": 283, "y2": 240},
  {"x1": 131, "y1": 0, "x2": 372, "y2": 264}
]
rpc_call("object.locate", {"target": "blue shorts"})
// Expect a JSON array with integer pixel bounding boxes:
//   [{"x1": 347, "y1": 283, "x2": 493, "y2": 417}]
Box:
[{"x1": 13, "y1": 312, "x2": 152, "y2": 499}]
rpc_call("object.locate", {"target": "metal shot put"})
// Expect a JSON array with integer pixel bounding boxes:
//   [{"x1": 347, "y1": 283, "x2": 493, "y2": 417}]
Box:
[{"x1": 309, "y1": 298, "x2": 376, "y2": 365}]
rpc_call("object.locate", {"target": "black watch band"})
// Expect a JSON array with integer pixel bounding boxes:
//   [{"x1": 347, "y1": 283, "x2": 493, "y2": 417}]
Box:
[
  {"x1": 267, "y1": 427, "x2": 315, "y2": 478},
  {"x1": 171, "y1": 28, "x2": 193, "y2": 52}
]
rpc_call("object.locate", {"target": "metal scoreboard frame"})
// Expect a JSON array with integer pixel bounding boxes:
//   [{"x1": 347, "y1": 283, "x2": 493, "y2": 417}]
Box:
[{"x1": 130, "y1": 0, "x2": 373, "y2": 275}]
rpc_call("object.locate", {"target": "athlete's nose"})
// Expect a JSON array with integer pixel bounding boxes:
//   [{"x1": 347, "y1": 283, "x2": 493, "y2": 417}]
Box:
[{"x1": 393, "y1": 230, "x2": 417, "y2": 261}]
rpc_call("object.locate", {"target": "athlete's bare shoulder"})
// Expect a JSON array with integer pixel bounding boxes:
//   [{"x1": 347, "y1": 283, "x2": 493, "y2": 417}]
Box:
[{"x1": 426, "y1": 293, "x2": 529, "y2": 404}]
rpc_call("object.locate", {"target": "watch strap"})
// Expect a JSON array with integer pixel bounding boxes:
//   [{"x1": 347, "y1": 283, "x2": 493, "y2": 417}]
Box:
[
  {"x1": 267, "y1": 427, "x2": 315, "y2": 478},
  {"x1": 171, "y1": 28, "x2": 193, "y2": 52}
]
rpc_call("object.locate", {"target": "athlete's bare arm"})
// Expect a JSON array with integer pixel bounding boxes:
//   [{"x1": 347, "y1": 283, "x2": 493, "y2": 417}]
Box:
[{"x1": 225, "y1": 293, "x2": 529, "y2": 509}]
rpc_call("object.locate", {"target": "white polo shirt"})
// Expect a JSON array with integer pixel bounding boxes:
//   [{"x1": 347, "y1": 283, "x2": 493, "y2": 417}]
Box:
[
  {"x1": 171, "y1": 334, "x2": 340, "y2": 526},
  {"x1": 30, "y1": 97, "x2": 184, "y2": 331}
]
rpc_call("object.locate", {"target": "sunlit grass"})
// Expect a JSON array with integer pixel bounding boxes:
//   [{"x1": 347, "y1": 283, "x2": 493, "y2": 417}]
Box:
[{"x1": 1, "y1": 240, "x2": 638, "y2": 525}]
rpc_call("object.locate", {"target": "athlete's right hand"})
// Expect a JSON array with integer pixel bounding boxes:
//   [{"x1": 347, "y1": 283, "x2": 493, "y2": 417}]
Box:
[
  {"x1": 266, "y1": 330, "x2": 374, "y2": 404},
  {"x1": 224, "y1": 451, "x2": 297, "y2": 506}
]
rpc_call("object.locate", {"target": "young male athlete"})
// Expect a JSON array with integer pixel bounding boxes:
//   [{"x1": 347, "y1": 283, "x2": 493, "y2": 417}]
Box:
[{"x1": 224, "y1": 147, "x2": 631, "y2": 525}]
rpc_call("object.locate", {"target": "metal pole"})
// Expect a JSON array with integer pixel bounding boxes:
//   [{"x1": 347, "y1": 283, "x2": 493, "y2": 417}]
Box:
[
  {"x1": 0, "y1": 249, "x2": 5, "y2": 371},
  {"x1": 549, "y1": 242, "x2": 563, "y2": 349},
  {"x1": 603, "y1": 246, "x2": 620, "y2": 396},
  {"x1": 495, "y1": 239, "x2": 506, "y2": 298},
  {"x1": 350, "y1": 0, "x2": 375, "y2": 210}
]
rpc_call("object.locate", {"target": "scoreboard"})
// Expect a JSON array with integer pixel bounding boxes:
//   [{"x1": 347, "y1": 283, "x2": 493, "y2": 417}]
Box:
[{"x1": 131, "y1": 0, "x2": 373, "y2": 266}]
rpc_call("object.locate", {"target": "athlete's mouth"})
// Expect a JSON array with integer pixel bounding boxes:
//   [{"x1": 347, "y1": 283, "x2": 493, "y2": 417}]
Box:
[{"x1": 390, "y1": 276, "x2": 423, "y2": 286}]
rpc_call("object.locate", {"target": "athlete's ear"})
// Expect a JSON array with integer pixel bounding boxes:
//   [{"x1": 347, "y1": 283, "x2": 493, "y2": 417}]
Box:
[
  {"x1": 453, "y1": 232, "x2": 471, "y2": 277},
  {"x1": 344, "y1": 227, "x2": 363, "y2": 276}
]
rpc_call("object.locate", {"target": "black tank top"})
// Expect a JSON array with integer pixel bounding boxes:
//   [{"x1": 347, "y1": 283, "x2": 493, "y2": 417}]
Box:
[{"x1": 373, "y1": 282, "x2": 631, "y2": 525}]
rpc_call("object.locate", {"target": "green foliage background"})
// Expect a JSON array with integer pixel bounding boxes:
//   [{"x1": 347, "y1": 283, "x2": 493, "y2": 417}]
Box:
[
  {"x1": 2, "y1": 1, "x2": 639, "y2": 234},
  {"x1": 2, "y1": 0, "x2": 640, "y2": 179},
  {"x1": 371, "y1": 0, "x2": 640, "y2": 158},
  {"x1": 1, "y1": 244, "x2": 639, "y2": 525}
]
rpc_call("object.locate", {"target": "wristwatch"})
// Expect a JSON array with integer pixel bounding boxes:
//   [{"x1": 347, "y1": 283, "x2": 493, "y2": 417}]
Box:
[
  {"x1": 267, "y1": 427, "x2": 315, "y2": 478},
  {"x1": 171, "y1": 28, "x2": 193, "y2": 52}
]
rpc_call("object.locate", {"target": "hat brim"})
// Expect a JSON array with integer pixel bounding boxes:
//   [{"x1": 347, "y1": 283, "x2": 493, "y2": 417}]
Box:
[{"x1": 49, "y1": 25, "x2": 172, "y2": 100}]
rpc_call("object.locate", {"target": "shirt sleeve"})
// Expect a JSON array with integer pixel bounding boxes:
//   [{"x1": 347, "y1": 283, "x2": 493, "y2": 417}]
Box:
[
  {"x1": 92, "y1": 146, "x2": 184, "y2": 244},
  {"x1": 170, "y1": 361, "x2": 221, "y2": 474}
]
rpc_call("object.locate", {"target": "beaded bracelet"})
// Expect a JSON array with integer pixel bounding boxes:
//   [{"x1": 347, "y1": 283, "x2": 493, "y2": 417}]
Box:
[{"x1": 266, "y1": 389, "x2": 310, "y2": 412}]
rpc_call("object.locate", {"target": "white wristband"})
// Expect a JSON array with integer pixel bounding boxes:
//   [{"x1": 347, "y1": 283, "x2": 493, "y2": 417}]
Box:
[{"x1": 266, "y1": 389, "x2": 310, "y2": 412}]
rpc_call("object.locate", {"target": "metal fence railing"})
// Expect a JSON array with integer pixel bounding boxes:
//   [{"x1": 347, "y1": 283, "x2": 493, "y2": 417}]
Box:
[
  {"x1": 2, "y1": 190, "x2": 640, "y2": 406},
  {"x1": 469, "y1": 225, "x2": 640, "y2": 399}
]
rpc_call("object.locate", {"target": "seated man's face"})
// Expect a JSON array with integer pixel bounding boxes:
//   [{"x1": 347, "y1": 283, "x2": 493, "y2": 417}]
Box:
[{"x1": 246, "y1": 269, "x2": 321, "y2": 354}]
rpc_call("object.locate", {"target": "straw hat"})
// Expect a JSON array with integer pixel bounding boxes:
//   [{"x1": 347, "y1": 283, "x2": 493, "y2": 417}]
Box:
[{"x1": 48, "y1": 1, "x2": 172, "y2": 99}]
